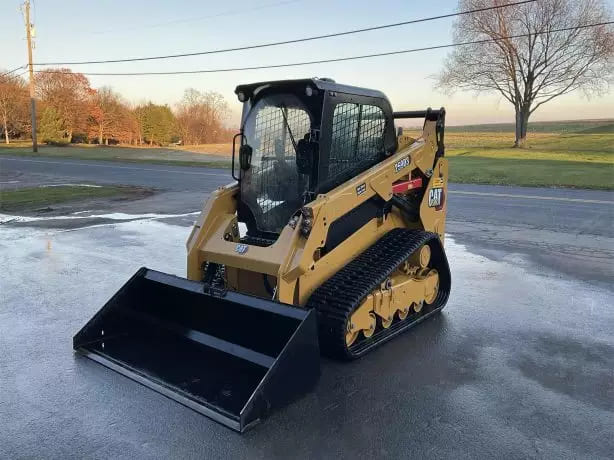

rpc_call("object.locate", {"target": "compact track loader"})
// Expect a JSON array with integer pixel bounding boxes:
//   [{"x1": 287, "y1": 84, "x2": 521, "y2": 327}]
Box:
[{"x1": 74, "y1": 78, "x2": 451, "y2": 432}]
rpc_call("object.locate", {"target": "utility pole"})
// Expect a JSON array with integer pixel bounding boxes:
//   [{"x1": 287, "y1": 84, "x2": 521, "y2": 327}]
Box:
[{"x1": 24, "y1": 0, "x2": 37, "y2": 152}]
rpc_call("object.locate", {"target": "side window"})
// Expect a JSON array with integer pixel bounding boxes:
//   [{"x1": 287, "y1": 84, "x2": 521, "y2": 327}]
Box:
[{"x1": 329, "y1": 103, "x2": 386, "y2": 179}]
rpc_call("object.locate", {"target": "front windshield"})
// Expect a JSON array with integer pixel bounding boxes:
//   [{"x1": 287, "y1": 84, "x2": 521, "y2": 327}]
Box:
[{"x1": 240, "y1": 93, "x2": 312, "y2": 234}]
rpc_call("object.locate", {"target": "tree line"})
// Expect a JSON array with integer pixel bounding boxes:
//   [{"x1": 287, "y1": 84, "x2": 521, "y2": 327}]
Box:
[{"x1": 0, "y1": 68, "x2": 234, "y2": 146}]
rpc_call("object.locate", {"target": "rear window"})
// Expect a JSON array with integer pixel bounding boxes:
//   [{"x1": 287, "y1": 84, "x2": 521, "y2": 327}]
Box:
[{"x1": 329, "y1": 103, "x2": 386, "y2": 179}]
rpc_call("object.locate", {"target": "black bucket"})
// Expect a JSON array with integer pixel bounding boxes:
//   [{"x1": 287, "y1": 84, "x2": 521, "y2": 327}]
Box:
[{"x1": 73, "y1": 268, "x2": 320, "y2": 432}]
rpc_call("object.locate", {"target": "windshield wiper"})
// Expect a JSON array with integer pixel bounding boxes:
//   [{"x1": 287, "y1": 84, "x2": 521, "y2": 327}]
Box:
[{"x1": 279, "y1": 105, "x2": 298, "y2": 155}]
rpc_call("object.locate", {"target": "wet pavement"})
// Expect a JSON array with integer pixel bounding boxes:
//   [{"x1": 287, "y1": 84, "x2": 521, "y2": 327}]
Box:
[{"x1": 1, "y1": 207, "x2": 613, "y2": 459}]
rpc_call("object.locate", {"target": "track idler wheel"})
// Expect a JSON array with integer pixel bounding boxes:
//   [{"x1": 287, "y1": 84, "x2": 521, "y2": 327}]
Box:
[
  {"x1": 423, "y1": 269, "x2": 439, "y2": 305},
  {"x1": 345, "y1": 312, "x2": 376, "y2": 347}
]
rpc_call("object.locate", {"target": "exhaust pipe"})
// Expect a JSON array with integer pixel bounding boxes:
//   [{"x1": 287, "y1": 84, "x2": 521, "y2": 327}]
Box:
[{"x1": 74, "y1": 268, "x2": 320, "y2": 432}]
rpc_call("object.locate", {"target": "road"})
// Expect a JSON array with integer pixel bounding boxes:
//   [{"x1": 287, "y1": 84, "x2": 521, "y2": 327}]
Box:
[{"x1": 1, "y1": 156, "x2": 613, "y2": 459}]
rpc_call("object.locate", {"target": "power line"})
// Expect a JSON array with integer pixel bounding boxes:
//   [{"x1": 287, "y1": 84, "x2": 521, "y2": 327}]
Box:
[
  {"x1": 88, "y1": 0, "x2": 303, "y2": 35},
  {"x1": 34, "y1": 0, "x2": 537, "y2": 66},
  {"x1": 2, "y1": 70, "x2": 29, "y2": 83},
  {"x1": 33, "y1": 22, "x2": 614, "y2": 77},
  {"x1": 0, "y1": 65, "x2": 26, "y2": 78}
]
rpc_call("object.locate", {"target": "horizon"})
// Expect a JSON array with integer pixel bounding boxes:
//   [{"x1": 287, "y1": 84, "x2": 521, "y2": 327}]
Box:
[
  {"x1": 444, "y1": 117, "x2": 614, "y2": 127},
  {"x1": 3, "y1": 0, "x2": 614, "y2": 127}
]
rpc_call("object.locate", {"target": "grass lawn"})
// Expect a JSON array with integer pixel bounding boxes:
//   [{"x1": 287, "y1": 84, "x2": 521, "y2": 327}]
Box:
[
  {"x1": 446, "y1": 132, "x2": 613, "y2": 156},
  {"x1": 448, "y1": 157, "x2": 613, "y2": 189},
  {"x1": 444, "y1": 132, "x2": 613, "y2": 189},
  {"x1": 0, "y1": 185, "x2": 148, "y2": 212},
  {"x1": 172, "y1": 143, "x2": 232, "y2": 155},
  {"x1": 0, "y1": 143, "x2": 232, "y2": 169}
]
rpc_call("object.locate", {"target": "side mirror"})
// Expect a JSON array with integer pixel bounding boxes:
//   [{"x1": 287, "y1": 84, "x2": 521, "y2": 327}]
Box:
[{"x1": 239, "y1": 144, "x2": 252, "y2": 171}]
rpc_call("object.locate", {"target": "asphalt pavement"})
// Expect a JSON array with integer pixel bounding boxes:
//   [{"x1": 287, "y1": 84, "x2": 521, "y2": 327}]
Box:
[{"x1": 1, "y1": 155, "x2": 613, "y2": 459}]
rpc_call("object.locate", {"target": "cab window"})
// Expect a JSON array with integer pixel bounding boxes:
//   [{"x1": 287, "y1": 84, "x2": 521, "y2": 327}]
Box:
[{"x1": 329, "y1": 103, "x2": 386, "y2": 179}]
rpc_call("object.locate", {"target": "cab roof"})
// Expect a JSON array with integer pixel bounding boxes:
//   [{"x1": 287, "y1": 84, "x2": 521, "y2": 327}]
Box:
[{"x1": 234, "y1": 78, "x2": 388, "y2": 101}]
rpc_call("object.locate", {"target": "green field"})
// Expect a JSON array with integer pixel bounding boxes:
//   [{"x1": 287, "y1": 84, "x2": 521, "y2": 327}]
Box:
[
  {"x1": 446, "y1": 119, "x2": 614, "y2": 134},
  {"x1": 447, "y1": 157, "x2": 612, "y2": 189},
  {"x1": 444, "y1": 132, "x2": 613, "y2": 189},
  {"x1": 0, "y1": 185, "x2": 150, "y2": 212}
]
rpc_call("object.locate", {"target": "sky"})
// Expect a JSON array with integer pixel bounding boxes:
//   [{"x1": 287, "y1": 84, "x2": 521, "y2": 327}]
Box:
[{"x1": 2, "y1": 0, "x2": 613, "y2": 127}]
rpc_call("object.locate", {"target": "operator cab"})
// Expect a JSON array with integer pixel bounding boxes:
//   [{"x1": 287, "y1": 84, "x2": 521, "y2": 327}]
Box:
[{"x1": 234, "y1": 78, "x2": 397, "y2": 244}]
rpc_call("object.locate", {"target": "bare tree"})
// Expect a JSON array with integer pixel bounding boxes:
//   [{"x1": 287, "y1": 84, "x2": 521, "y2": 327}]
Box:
[
  {"x1": 0, "y1": 73, "x2": 28, "y2": 144},
  {"x1": 438, "y1": 0, "x2": 613, "y2": 146},
  {"x1": 175, "y1": 89, "x2": 229, "y2": 145}
]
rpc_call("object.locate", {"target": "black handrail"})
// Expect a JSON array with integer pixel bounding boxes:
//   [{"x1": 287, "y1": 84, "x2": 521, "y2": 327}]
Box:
[
  {"x1": 393, "y1": 108, "x2": 445, "y2": 121},
  {"x1": 231, "y1": 132, "x2": 242, "y2": 181},
  {"x1": 394, "y1": 107, "x2": 446, "y2": 158}
]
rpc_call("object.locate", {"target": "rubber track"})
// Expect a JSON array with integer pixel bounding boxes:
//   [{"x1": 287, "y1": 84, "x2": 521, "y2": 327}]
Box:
[{"x1": 306, "y1": 228, "x2": 451, "y2": 360}]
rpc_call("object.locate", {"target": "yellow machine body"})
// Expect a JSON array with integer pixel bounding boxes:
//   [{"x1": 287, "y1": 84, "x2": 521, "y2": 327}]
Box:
[{"x1": 187, "y1": 120, "x2": 448, "y2": 307}]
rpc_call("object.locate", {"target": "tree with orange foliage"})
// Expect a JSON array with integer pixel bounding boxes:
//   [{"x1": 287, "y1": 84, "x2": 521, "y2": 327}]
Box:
[
  {"x1": 36, "y1": 68, "x2": 93, "y2": 143},
  {"x1": 89, "y1": 86, "x2": 126, "y2": 144},
  {"x1": 115, "y1": 107, "x2": 140, "y2": 145},
  {"x1": 0, "y1": 73, "x2": 29, "y2": 144}
]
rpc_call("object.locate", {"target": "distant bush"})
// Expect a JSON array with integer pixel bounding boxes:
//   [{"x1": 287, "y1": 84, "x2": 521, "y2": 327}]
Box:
[
  {"x1": 71, "y1": 132, "x2": 88, "y2": 144},
  {"x1": 40, "y1": 107, "x2": 67, "y2": 145}
]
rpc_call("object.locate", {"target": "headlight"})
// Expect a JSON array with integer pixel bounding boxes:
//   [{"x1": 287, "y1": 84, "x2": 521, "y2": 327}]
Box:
[{"x1": 300, "y1": 207, "x2": 314, "y2": 237}]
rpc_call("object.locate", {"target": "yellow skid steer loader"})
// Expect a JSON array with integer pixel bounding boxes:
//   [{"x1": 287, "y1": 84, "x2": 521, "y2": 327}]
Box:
[{"x1": 74, "y1": 78, "x2": 451, "y2": 432}]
